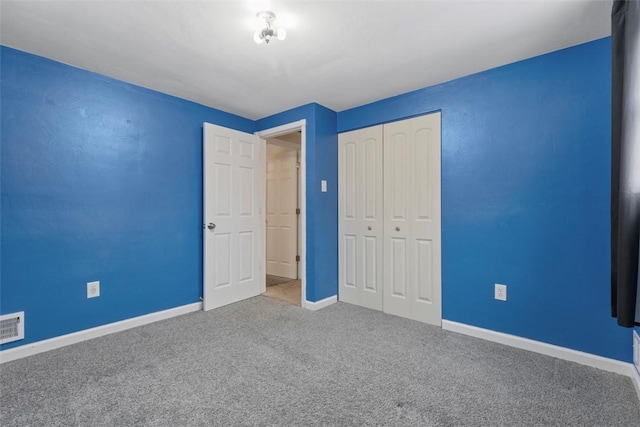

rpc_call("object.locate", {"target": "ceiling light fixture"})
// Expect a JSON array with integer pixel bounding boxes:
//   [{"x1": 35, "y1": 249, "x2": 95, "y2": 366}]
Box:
[{"x1": 253, "y1": 11, "x2": 286, "y2": 44}]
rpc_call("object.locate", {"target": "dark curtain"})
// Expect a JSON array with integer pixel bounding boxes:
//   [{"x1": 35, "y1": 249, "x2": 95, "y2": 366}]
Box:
[{"x1": 611, "y1": 0, "x2": 640, "y2": 327}]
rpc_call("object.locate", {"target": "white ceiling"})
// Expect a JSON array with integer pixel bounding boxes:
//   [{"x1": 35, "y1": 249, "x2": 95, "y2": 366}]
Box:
[{"x1": 0, "y1": 1, "x2": 612, "y2": 120}]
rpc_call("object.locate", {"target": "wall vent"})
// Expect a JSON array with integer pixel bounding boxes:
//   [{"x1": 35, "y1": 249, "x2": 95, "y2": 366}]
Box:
[
  {"x1": 0, "y1": 312, "x2": 25, "y2": 345},
  {"x1": 634, "y1": 330, "x2": 640, "y2": 374}
]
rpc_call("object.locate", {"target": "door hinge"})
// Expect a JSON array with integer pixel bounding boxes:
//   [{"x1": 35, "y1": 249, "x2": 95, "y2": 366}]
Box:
[
  {"x1": 296, "y1": 208, "x2": 301, "y2": 215},
  {"x1": 296, "y1": 255, "x2": 300, "y2": 262}
]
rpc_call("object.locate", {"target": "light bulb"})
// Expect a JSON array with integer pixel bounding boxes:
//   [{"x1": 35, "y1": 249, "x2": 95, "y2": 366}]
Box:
[
  {"x1": 276, "y1": 28, "x2": 286, "y2": 41},
  {"x1": 253, "y1": 31, "x2": 264, "y2": 44}
]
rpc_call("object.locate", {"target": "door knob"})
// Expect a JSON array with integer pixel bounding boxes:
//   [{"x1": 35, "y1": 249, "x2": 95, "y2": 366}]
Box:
[
  {"x1": 207, "y1": 223, "x2": 216, "y2": 231},
  {"x1": 395, "y1": 226, "x2": 400, "y2": 231},
  {"x1": 367, "y1": 226, "x2": 372, "y2": 231}
]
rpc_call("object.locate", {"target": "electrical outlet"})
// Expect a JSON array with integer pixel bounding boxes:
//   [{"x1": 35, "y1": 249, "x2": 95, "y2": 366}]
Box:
[
  {"x1": 87, "y1": 281, "x2": 100, "y2": 298},
  {"x1": 495, "y1": 283, "x2": 507, "y2": 301}
]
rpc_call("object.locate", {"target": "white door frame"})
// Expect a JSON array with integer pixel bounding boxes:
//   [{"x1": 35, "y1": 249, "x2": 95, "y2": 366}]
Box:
[{"x1": 256, "y1": 120, "x2": 307, "y2": 306}]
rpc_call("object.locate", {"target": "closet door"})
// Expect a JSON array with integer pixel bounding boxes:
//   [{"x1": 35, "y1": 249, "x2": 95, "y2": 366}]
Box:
[
  {"x1": 338, "y1": 126, "x2": 384, "y2": 310},
  {"x1": 383, "y1": 120, "x2": 412, "y2": 318},
  {"x1": 383, "y1": 113, "x2": 441, "y2": 326}
]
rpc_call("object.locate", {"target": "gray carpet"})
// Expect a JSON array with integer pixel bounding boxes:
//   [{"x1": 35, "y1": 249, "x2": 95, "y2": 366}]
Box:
[{"x1": 1, "y1": 298, "x2": 638, "y2": 427}]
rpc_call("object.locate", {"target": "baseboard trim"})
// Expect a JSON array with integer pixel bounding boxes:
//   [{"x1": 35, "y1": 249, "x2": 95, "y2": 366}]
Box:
[
  {"x1": 0, "y1": 302, "x2": 202, "y2": 364},
  {"x1": 632, "y1": 364, "x2": 640, "y2": 403},
  {"x1": 304, "y1": 295, "x2": 337, "y2": 311},
  {"x1": 442, "y1": 320, "x2": 635, "y2": 377},
  {"x1": 634, "y1": 330, "x2": 640, "y2": 402}
]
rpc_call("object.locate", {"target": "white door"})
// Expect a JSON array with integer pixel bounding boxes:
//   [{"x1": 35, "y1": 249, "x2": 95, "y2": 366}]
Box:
[
  {"x1": 338, "y1": 125, "x2": 384, "y2": 310},
  {"x1": 383, "y1": 113, "x2": 441, "y2": 325},
  {"x1": 266, "y1": 145, "x2": 298, "y2": 279},
  {"x1": 203, "y1": 123, "x2": 265, "y2": 311}
]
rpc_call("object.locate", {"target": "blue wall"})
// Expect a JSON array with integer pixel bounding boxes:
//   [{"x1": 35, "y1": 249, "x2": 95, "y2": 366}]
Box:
[
  {"x1": 339, "y1": 37, "x2": 632, "y2": 362},
  {"x1": 256, "y1": 104, "x2": 338, "y2": 302},
  {"x1": 0, "y1": 46, "x2": 254, "y2": 350},
  {"x1": 2, "y1": 38, "x2": 632, "y2": 363}
]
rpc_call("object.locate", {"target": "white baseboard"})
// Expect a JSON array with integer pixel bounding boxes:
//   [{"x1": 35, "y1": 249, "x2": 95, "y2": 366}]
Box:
[
  {"x1": 442, "y1": 320, "x2": 635, "y2": 377},
  {"x1": 304, "y1": 295, "x2": 337, "y2": 311},
  {"x1": 632, "y1": 364, "x2": 640, "y2": 403},
  {"x1": 632, "y1": 330, "x2": 640, "y2": 402},
  {"x1": 0, "y1": 302, "x2": 202, "y2": 364}
]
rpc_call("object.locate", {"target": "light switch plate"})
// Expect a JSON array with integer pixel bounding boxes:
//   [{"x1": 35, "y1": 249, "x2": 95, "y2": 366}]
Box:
[
  {"x1": 321, "y1": 180, "x2": 327, "y2": 192},
  {"x1": 87, "y1": 281, "x2": 100, "y2": 298}
]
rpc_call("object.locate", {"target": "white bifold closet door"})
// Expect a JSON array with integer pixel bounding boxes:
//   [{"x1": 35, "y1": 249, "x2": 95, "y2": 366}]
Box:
[
  {"x1": 338, "y1": 112, "x2": 441, "y2": 326},
  {"x1": 383, "y1": 113, "x2": 441, "y2": 326},
  {"x1": 338, "y1": 125, "x2": 384, "y2": 310}
]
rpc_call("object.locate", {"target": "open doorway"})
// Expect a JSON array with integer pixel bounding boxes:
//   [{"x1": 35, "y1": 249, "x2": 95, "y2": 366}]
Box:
[
  {"x1": 260, "y1": 129, "x2": 303, "y2": 306},
  {"x1": 263, "y1": 133, "x2": 300, "y2": 304}
]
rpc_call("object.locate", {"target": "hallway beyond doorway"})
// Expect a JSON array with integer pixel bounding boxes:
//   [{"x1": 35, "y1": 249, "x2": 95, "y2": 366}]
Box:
[{"x1": 262, "y1": 279, "x2": 301, "y2": 306}]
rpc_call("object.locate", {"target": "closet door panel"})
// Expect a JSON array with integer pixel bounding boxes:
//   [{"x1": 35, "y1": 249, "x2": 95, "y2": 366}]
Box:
[
  {"x1": 339, "y1": 126, "x2": 383, "y2": 310},
  {"x1": 339, "y1": 138, "x2": 360, "y2": 305},
  {"x1": 339, "y1": 138, "x2": 358, "y2": 305},
  {"x1": 415, "y1": 239, "x2": 433, "y2": 302},
  {"x1": 363, "y1": 236, "x2": 379, "y2": 292},
  {"x1": 388, "y1": 132, "x2": 408, "y2": 222},
  {"x1": 409, "y1": 114, "x2": 442, "y2": 326},
  {"x1": 390, "y1": 238, "x2": 408, "y2": 297},
  {"x1": 364, "y1": 139, "x2": 378, "y2": 219},
  {"x1": 383, "y1": 120, "x2": 412, "y2": 319},
  {"x1": 360, "y1": 133, "x2": 383, "y2": 308},
  {"x1": 414, "y1": 128, "x2": 433, "y2": 221},
  {"x1": 343, "y1": 234, "x2": 357, "y2": 289},
  {"x1": 344, "y1": 142, "x2": 358, "y2": 220}
]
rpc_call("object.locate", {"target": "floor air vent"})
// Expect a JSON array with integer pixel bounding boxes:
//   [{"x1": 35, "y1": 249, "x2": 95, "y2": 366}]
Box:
[{"x1": 0, "y1": 312, "x2": 25, "y2": 345}]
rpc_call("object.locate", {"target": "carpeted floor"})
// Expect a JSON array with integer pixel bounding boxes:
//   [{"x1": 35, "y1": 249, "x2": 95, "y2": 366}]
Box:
[{"x1": 1, "y1": 297, "x2": 639, "y2": 426}]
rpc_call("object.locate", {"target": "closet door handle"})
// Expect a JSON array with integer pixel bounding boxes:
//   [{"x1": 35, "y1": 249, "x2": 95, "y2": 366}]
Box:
[
  {"x1": 395, "y1": 226, "x2": 400, "y2": 232},
  {"x1": 367, "y1": 226, "x2": 372, "y2": 231}
]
